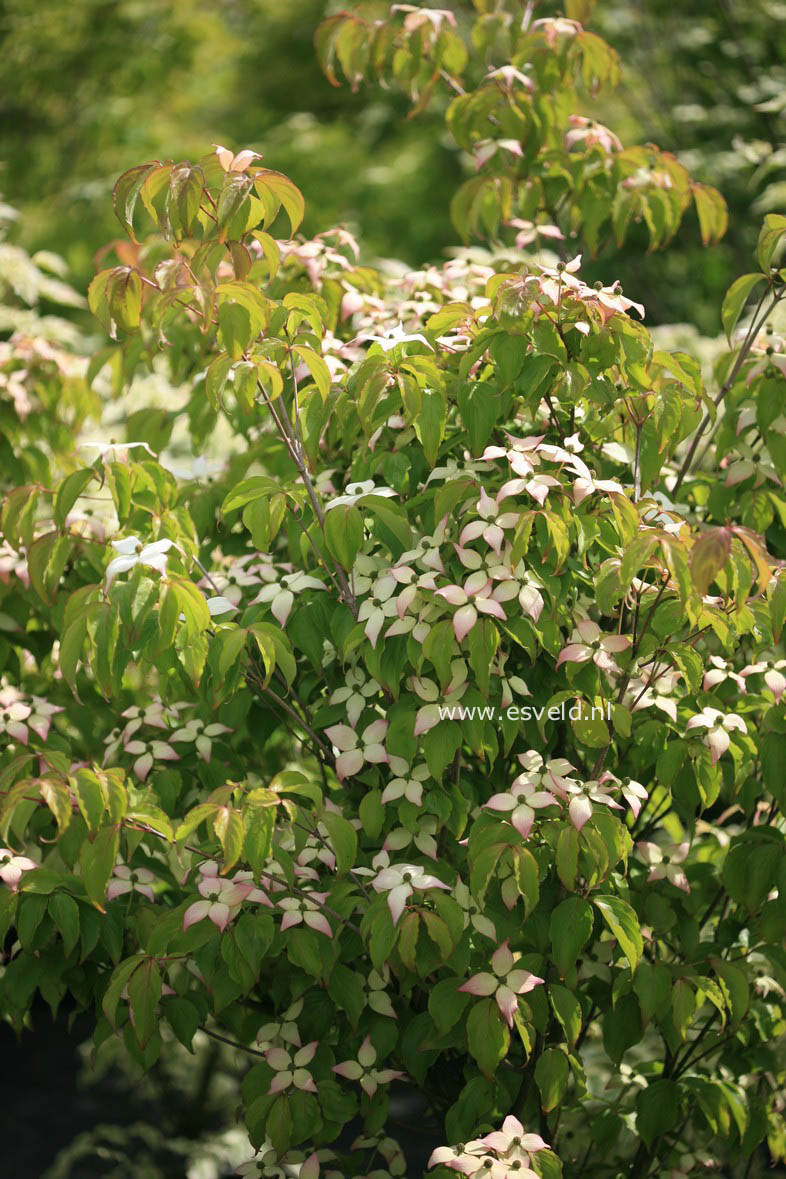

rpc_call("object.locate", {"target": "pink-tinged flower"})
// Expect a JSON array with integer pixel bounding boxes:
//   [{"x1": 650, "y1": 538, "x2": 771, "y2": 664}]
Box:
[
  {"x1": 0, "y1": 539, "x2": 30, "y2": 587},
  {"x1": 357, "y1": 571, "x2": 404, "y2": 648},
  {"x1": 531, "y1": 16, "x2": 582, "y2": 45},
  {"x1": 564, "y1": 115, "x2": 622, "y2": 154},
  {"x1": 428, "y1": 1141, "x2": 489, "y2": 1174},
  {"x1": 740, "y1": 658, "x2": 786, "y2": 703},
  {"x1": 332, "y1": 1034, "x2": 405, "y2": 1097},
  {"x1": 183, "y1": 875, "x2": 254, "y2": 932},
  {"x1": 703, "y1": 655, "x2": 746, "y2": 694},
  {"x1": 230, "y1": 870, "x2": 273, "y2": 907},
  {"x1": 325, "y1": 719, "x2": 389, "y2": 782},
  {"x1": 459, "y1": 488, "x2": 520, "y2": 557},
  {"x1": 381, "y1": 761, "x2": 430, "y2": 806},
  {"x1": 455, "y1": 880, "x2": 497, "y2": 941},
  {"x1": 722, "y1": 455, "x2": 780, "y2": 489},
  {"x1": 351, "y1": 1133, "x2": 405, "y2": 1176},
  {"x1": 25, "y1": 696, "x2": 64, "y2": 741},
  {"x1": 0, "y1": 848, "x2": 38, "y2": 890},
  {"x1": 559, "y1": 777, "x2": 624, "y2": 831},
  {"x1": 566, "y1": 454, "x2": 624, "y2": 506},
  {"x1": 0, "y1": 689, "x2": 31, "y2": 744},
  {"x1": 499, "y1": 472, "x2": 561, "y2": 507},
  {"x1": 473, "y1": 138, "x2": 524, "y2": 170},
  {"x1": 169, "y1": 717, "x2": 232, "y2": 762},
  {"x1": 685, "y1": 707, "x2": 746, "y2": 763},
  {"x1": 256, "y1": 997, "x2": 304, "y2": 1049},
  {"x1": 266, "y1": 1040, "x2": 318, "y2": 1095},
  {"x1": 384, "y1": 815, "x2": 439, "y2": 861},
  {"x1": 252, "y1": 570, "x2": 326, "y2": 627},
  {"x1": 618, "y1": 776, "x2": 648, "y2": 820},
  {"x1": 278, "y1": 892, "x2": 333, "y2": 938},
  {"x1": 214, "y1": 144, "x2": 261, "y2": 173},
  {"x1": 105, "y1": 536, "x2": 174, "y2": 590},
  {"x1": 556, "y1": 619, "x2": 631, "y2": 676},
  {"x1": 410, "y1": 661, "x2": 468, "y2": 735},
  {"x1": 485, "y1": 777, "x2": 562, "y2": 839},
  {"x1": 363, "y1": 966, "x2": 398, "y2": 1019},
  {"x1": 515, "y1": 750, "x2": 576, "y2": 789},
  {"x1": 458, "y1": 940, "x2": 544, "y2": 1028},
  {"x1": 330, "y1": 667, "x2": 380, "y2": 728},
  {"x1": 509, "y1": 219, "x2": 564, "y2": 249},
  {"x1": 122, "y1": 738, "x2": 179, "y2": 781},
  {"x1": 119, "y1": 699, "x2": 175, "y2": 737},
  {"x1": 435, "y1": 573, "x2": 512, "y2": 641},
  {"x1": 480, "y1": 1115, "x2": 547, "y2": 1159},
  {"x1": 516, "y1": 569, "x2": 545, "y2": 623},
  {"x1": 481, "y1": 434, "x2": 544, "y2": 479},
  {"x1": 486, "y1": 64, "x2": 535, "y2": 91},
  {"x1": 592, "y1": 281, "x2": 645, "y2": 322},
  {"x1": 628, "y1": 670, "x2": 682, "y2": 722},
  {"x1": 107, "y1": 861, "x2": 156, "y2": 902},
  {"x1": 371, "y1": 862, "x2": 450, "y2": 925},
  {"x1": 636, "y1": 840, "x2": 690, "y2": 892}
]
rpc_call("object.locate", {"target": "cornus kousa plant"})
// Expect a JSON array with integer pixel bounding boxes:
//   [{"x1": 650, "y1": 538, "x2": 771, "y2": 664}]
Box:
[{"x1": 2, "y1": 3, "x2": 786, "y2": 1177}]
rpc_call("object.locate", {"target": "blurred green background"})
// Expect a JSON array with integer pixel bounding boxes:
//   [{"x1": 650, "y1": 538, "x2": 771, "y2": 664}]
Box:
[{"x1": 0, "y1": 0, "x2": 784, "y2": 331}]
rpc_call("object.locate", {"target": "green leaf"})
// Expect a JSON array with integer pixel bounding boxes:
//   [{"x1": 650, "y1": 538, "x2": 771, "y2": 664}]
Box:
[
  {"x1": 550, "y1": 897, "x2": 593, "y2": 977},
  {"x1": 102, "y1": 954, "x2": 147, "y2": 1027},
  {"x1": 243, "y1": 805, "x2": 275, "y2": 875},
  {"x1": 593, "y1": 895, "x2": 643, "y2": 971},
  {"x1": 293, "y1": 345, "x2": 331, "y2": 401},
  {"x1": 429, "y1": 979, "x2": 471, "y2": 1034},
  {"x1": 556, "y1": 824, "x2": 580, "y2": 891},
  {"x1": 757, "y1": 213, "x2": 786, "y2": 271},
  {"x1": 320, "y1": 809, "x2": 357, "y2": 874},
  {"x1": 721, "y1": 273, "x2": 767, "y2": 342},
  {"x1": 634, "y1": 962, "x2": 672, "y2": 1022},
  {"x1": 27, "y1": 531, "x2": 72, "y2": 605},
  {"x1": 466, "y1": 998, "x2": 509, "y2": 1078},
  {"x1": 413, "y1": 389, "x2": 447, "y2": 467},
  {"x1": 712, "y1": 957, "x2": 749, "y2": 1029},
  {"x1": 128, "y1": 957, "x2": 162, "y2": 1048},
  {"x1": 535, "y1": 1047, "x2": 570, "y2": 1112},
  {"x1": 113, "y1": 162, "x2": 159, "y2": 241},
  {"x1": 53, "y1": 470, "x2": 98, "y2": 530},
  {"x1": 222, "y1": 476, "x2": 283, "y2": 515},
  {"x1": 692, "y1": 182, "x2": 728, "y2": 247},
  {"x1": 48, "y1": 892, "x2": 80, "y2": 957},
  {"x1": 40, "y1": 778, "x2": 73, "y2": 836},
  {"x1": 636, "y1": 1079, "x2": 681, "y2": 1147},
  {"x1": 213, "y1": 807, "x2": 245, "y2": 872},
  {"x1": 71, "y1": 769, "x2": 106, "y2": 832},
  {"x1": 255, "y1": 171, "x2": 305, "y2": 235},
  {"x1": 513, "y1": 846, "x2": 540, "y2": 917},
  {"x1": 324, "y1": 504, "x2": 364, "y2": 570},
  {"x1": 548, "y1": 984, "x2": 582, "y2": 1049},
  {"x1": 79, "y1": 825, "x2": 120, "y2": 911},
  {"x1": 162, "y1": 995, "x2": 201, "y2": 1052}
]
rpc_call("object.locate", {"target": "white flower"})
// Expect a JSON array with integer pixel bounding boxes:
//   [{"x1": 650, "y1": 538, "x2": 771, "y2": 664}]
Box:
[
  {"x1": 361, "y1": 321, "x2": 433, "y2": 353},
  {"x1": 325, "y1": 719, "x2": 389, "y2": 782},
  {"x1": 0, "y1": 848, "x2": 38, "y2": 890},
  {"x1": 371, "y1": 862, "x2": 449, "y2": 925},
  {"x1": 325, "y1": 480, "x2": 397, "y2": 511},
  {"x1": 105, "y1": 536, "x2": 174, "y2": 589},
  {"x1": 686, "y1": 707, "x2": 746, "y2": 763}
]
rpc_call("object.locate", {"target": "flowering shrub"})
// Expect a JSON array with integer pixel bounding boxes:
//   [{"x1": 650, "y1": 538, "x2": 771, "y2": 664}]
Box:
[{"x1": 2, "y1": 3, "x2": 786, "y2": 1177}]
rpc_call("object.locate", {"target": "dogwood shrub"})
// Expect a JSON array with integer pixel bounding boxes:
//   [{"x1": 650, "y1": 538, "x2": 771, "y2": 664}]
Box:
[{"x1": 2, "y1": 3, "x2": 786, "y2": 1177}]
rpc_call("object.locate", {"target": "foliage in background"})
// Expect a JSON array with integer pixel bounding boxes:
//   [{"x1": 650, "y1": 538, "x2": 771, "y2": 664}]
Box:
[
  {"x1": 1, "y1": 3, "x2": 786, "y2": 1179},
  {"x1": 3, "y1": 0, "x2": 786, "y2": 330}
]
